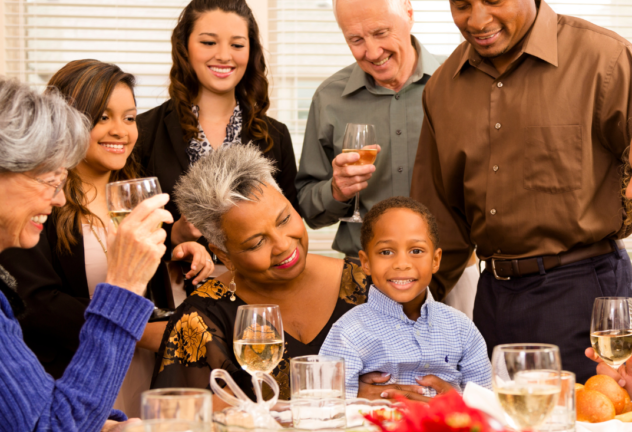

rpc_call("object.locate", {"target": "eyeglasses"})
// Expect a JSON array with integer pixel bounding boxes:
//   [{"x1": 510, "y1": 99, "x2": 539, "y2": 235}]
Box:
[{"x1": 23, "y1": 169, "x2": 68, "y2": 197}]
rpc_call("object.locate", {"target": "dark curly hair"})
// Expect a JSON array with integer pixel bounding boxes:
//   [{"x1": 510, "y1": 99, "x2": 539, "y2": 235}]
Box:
[
  {"x1": 169, "y1": 0, "x2": 272, "y2": 151},
  {"x1": 360, "y1": 196, "x2": 440, "y2": 251},
  {"x1": 46, "y1": 59, "x2": 139, "y2": 254}
]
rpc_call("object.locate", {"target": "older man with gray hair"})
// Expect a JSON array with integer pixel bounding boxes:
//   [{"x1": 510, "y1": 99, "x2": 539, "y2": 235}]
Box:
[{"x1": 296, "y1": 0, "x2": 477, "y2": 308}]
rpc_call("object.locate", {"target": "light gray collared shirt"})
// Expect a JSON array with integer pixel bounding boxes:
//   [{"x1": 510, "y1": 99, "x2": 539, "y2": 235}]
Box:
[{"x1": 296, "y1": 36, "x2": 440, "y2": 256}]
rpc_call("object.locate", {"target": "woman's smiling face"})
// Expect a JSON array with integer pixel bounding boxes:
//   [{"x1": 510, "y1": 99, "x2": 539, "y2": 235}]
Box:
[
  {"x1": 81, "y1": 82, "x2": 137, "y2": 174},
  {"x1": 0, "y1": 168, "x2": 67, "y2": 250},
  {"x1": 215, "y1": 184, "x2": 308, "y2": 285},
  {"x1": 187, "y1": 10, "x2": 250, "y2": 97}
]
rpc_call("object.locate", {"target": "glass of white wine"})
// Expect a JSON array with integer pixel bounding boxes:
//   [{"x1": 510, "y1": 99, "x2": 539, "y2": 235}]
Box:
[
  {"x1": 105, "y1": 177, "x2": 162, "y2": 228},
  {"x1": 233, "y1": 305, "x2": 284, "y2": 375},
  {"x1": 339, "y1": 123, "x2": 378, "y2": 223},
  {"x1": 591, "y1": 297, "x2": 632, "y2": 369},
  {"x1": 492, "y1": 344, "x2": 561, "y2": 431}
]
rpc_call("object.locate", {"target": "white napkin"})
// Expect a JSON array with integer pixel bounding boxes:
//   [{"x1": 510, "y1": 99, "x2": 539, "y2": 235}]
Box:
[{"x1": 462, "y1": 382, "x2": 632, "y2": 431}]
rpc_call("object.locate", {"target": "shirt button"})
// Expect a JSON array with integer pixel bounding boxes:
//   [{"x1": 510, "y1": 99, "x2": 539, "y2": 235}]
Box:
[
  {"x1": 493, "y1": 165, "x2": 499, "y2": 172},
  {"x1": 397, "y1": 166, "x2": 403, "y2": 173},
  {"x1": 490, "y1": 209, "x2": 497, "y2": 215},
  {"x1": 396, "y1": 130, "x2": 402, "y2": 135},
  {"x1": 425, "y1": 364, "x2": 430, "y2": 369},
  {"x1": 495, "y1": 123, "x2": 502, "y2": 130},
  {"x1": 497, "y1": 82, "x2": 503, "y2": 88},
  {"x1": 395, "y1": 94, "x2": 400, "y2": 100}
]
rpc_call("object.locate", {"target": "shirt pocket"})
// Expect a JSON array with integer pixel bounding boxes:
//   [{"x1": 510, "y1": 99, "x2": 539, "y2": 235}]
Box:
[{"x1": 523, "y1": 125, "x2": 582, "y2": 194}]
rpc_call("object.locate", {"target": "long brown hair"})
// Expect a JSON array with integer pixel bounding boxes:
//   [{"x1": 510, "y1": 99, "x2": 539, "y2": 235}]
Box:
[
  {"x1": 46, "y1": 59, "x2": 139, "y2": 254},
  {"x1": 170, "y1": 0, "x2": 272, "y2": 150}
]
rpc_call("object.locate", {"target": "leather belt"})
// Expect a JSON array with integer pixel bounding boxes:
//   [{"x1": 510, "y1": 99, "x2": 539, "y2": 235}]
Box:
[{"x1": 484, "y1": 239, "x2": 625, "y2": 280}]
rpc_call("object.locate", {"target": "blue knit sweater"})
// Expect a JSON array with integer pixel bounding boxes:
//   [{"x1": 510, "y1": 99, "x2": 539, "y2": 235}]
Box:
[{"x1": 0, "y1": 282, "x2": 153, "y2": 432}]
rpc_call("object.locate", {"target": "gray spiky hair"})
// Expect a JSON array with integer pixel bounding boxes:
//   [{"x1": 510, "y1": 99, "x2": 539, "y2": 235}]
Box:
[{"x1": 174, "y1": 144, "x2": 280, "y2": 252}]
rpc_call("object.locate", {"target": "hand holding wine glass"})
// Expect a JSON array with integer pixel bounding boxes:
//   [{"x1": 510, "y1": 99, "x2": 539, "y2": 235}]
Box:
[
  {"x1": 492, "y1": 344, "x2": 561, "y2": 431},
  {"x1": 591, "y1": 297, "x2": 632, "y2": 369},
  {"x1": 337, "y1": 123, "x2": 379, "y2": 223},
  {"x1": 105, "y1": 193, "x2": 173, "y2": 296},
  {"x1": 233, "y1": 305, "x2": 284, "y2": 374}
]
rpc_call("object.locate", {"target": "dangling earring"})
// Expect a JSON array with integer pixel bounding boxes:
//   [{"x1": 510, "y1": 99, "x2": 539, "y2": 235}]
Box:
[{"x1": 228, "y1": 270, "x2": 237, "y2": 301}]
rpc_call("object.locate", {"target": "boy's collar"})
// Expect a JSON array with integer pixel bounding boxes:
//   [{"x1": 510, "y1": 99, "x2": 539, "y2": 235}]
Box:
[{"x1": 367, "y1": 285, "x2": 434, "y2": 323}]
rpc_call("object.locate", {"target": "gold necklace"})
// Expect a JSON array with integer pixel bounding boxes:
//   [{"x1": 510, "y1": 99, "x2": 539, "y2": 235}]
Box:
[{"x1": 88, "y1": 216, "x2": 107, "y2": 255}]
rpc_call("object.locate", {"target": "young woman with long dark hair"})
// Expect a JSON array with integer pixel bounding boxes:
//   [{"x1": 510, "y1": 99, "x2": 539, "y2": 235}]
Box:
[{"x1": 136, "y1": 0, "x2": 298, "y2": 247}]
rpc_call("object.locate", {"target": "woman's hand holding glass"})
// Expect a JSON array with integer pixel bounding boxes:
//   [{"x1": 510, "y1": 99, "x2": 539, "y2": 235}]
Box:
[{"x1": 105, "y1": 193, "x2": 173, "y2": 296}]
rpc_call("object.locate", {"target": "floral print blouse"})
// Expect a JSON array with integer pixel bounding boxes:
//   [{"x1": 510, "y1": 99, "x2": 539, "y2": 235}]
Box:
[
  {"x1": 152, "y1": 258, "x2": 369, "y2": 400},
  {"x1": 185, "y1": 102, "x2": 243, "y2": 164}
]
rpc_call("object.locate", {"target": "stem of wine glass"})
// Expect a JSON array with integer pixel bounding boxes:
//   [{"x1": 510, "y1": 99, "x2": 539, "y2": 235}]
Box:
[{"x1": 353, "y1": 192, "x2": 361, "y2": 218}]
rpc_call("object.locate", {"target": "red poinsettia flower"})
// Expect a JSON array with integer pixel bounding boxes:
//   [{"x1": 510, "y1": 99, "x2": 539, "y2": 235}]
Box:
[{"x1": 365, "y1": 391, "x2": 509, "y2": 432}]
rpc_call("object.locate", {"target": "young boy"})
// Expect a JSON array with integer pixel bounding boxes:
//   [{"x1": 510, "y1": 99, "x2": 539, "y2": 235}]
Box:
[{"x1": 319, "y1": 197, "x2": 491, "y2": 398}]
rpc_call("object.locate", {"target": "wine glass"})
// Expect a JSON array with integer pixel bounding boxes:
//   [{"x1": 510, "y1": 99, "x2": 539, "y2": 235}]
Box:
[
  {"x1": 491, "y1": 344, "x2": 561, "y2": 431},
  {"x1": 105, "y1": 177, "x2": 162, "y2": 228},
  {"x1": 233, "y1": 305, "x2": 284, "y2": 375},
  {"x1": 591, "y1": 297, "x2": 632, "y2": 369},
  {"x1": 339, "y1": 123, "x2": 378, "y2": 223}
]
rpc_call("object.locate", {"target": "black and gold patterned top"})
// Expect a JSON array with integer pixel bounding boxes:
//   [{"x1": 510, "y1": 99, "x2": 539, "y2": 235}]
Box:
[{"x1": 152, "y1": 258, "x2": 369, "y2": 400}]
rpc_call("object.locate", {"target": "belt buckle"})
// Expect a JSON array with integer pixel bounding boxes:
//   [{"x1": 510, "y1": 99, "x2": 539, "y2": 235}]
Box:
[{"x1": 491, "y1": 258, "x2": 511, "y2": 281}]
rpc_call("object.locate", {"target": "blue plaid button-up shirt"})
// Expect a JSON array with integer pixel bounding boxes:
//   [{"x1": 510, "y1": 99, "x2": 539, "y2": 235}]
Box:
[{"x1": 319, "y1": 286, "x2": 492, "y2": 398}]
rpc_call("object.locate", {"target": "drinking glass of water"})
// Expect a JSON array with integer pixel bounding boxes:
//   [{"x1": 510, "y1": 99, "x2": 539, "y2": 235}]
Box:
[
  {"x1": 591, "y1": 297, "x2": 632, "y2": 369},
  {"x1": 233, "y1": 305, "x2": 284, "y2": 375},
  {"x1": 106, "y1": 177, "x2": 162, "y2": 228},
  {"x1": 290, "y1": 355, "x2": 346, "y2": 429},
  {"x1": 492, "y1": 344, "x2": 561, "y2": 431},
  {"x1": 141, "y1": 388, "x2": 212, "y2": 424}
]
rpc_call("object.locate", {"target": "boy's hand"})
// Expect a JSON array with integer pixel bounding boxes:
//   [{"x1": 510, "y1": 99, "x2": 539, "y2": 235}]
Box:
[{"x1": 357, "y1": 372, "x2": 429, "y2": 402}]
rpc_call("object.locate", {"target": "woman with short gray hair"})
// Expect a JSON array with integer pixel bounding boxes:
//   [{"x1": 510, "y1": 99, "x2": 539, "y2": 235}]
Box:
[
  {"x1": 0, "y1": 78, "x2": 172, "y2": 431},
  {"x1": 153, "y1": 144, "x2": 421, "y2": 406}
]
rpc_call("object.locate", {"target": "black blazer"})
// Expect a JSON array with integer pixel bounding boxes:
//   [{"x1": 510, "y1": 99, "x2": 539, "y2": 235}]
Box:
[
  {"x1": 136, "y1": 99, "x2": 299, "y2": 226},
  {"x1": 0, "y1": 217, "x2": 169, "y2": 379}
]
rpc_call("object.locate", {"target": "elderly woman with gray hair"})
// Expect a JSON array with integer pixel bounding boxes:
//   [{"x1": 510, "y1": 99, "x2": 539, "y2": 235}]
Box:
[
  {"x1": 153, "y1": 145, "x2": 429, "y2": 407},
  {"x1": 0, "y1": 78, "x2": 172, "y2": 431}
]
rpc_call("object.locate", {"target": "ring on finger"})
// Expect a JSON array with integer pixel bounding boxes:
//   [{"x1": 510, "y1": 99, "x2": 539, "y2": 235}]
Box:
[{"x1": 206, "y1": 259, "x2": 213, "y2": 264}]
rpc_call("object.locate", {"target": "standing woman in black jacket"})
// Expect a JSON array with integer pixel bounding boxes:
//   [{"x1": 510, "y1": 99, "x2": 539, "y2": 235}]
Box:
[{"x1": 137, "y1": 0, "x2": 298, "y2": 248}]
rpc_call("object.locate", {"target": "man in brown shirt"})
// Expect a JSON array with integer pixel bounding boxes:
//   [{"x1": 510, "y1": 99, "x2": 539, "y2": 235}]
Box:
[{"x1": 411, "y1": 0, "x2": 632, "y2": 382}]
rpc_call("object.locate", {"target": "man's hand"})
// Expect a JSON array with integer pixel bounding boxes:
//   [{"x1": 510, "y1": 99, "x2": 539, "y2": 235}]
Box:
[
  {"x1": 331, "y1": 145, "x2": 381, "y2": 202},
  {"x1": 585, "y1": 347, "x2": 632, "y2": 395},
  {"x1": 357, "y1": 371, "x2": 430, "y2": 403}
]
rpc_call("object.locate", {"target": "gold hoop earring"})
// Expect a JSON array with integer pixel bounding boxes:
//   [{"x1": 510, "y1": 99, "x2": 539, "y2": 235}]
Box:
[{"x1": 229, "y1": 270, "x2": 237, "y2": 301}]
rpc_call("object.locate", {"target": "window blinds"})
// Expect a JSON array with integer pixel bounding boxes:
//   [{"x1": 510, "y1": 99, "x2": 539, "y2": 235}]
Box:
[
  {"x1": 2, "y1": 0, "x2": 188, "y2": 112},
  {"x1": 268, "y1": 0, "x2": 632, "y2": 160}
]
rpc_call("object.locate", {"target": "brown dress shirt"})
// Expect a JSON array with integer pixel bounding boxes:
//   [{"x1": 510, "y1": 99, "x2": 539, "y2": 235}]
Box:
[{"x1": 411, "y1": 1, "x2": 632, "y2": 300}]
